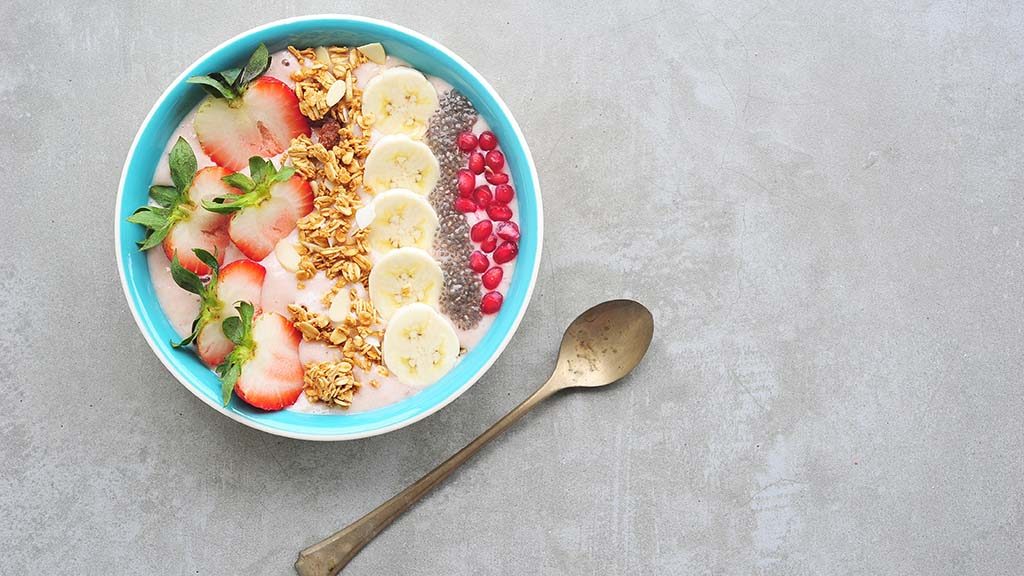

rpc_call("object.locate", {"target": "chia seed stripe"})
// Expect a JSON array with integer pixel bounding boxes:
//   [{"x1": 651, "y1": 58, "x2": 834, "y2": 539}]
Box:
[{"x1": 426, "y1": 90, "x2": 481, "y2": 330}]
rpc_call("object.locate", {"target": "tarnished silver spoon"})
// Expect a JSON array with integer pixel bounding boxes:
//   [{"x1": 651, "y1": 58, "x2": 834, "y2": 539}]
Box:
[{"x1": 295, "y1": 299, "x2": 655, "y2": 575}]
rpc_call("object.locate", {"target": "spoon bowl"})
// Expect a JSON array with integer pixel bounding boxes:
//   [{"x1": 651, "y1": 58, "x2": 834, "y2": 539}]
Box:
[{"x1": 551, "y1": 299, "x2": 655, "y2": 390}]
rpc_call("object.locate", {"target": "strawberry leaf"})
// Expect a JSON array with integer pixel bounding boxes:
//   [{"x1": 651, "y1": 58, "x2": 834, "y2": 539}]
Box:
[
  {"x1": 188, "y1": 44, "x2": 269, "y2": 104},
  {"x1": 149, "y1": 185, "x2": 179, "y2": 207},
  {"x1": 137, "y1": 222, "x2": 172, "y2": 251},
  {"x1": 219, "y1": 67, "x2": 242, "y2": 87},
  {"x1": 192, "y1": 248, "x2": 220, "y2": 278},
  {"x1": 274, "y1": 166, "x2": 296, "y2": 183},
  {"x1": 237, "y1": 301, "x2": 255, "y2": 329},
  {"x1": 223, "y1": 173, "x2": 256, "y2": 192},
  {"x1": 249, "y1": 156, "x2": 272, "y2": 183},
  {"x1": 169, "y1": 253, "x2": 206, "y2": 296},
  {"x1": 202, "y1": 195, "x2": 248, "y2": 214},
  {"x1": 204, "y1": 157, "x2": 301, "y2": 214},
  {"x1": 128, "y1": 139, "x2": 203, "y2": 253},
  {"x1": 128, "y1": 205, "x2": 174, "y2": 250},
  {"x1": 215, "y1": 301, "x2": 257, "y2": 406},
  {"x1": 169, "y1": 251, "x2": 225, "y2": 349},
  {"x1": 220, "y1": 363, "x2": 242, "y2": 406},
  {"x1": 221, "y1": 316, "x2": 243, "y2": 344},
  {"x1": 186, "y1": 75, "x2": 238, "y2": 100},
  {"x1": 126, "y1": 206, "x2": 171, "y2": 228},
  {"x1": 238, "y1": 43, "x2": 270, "y2": 88},
  {"x1": 169, "y1": 137, "x2": 198, "y2": 194}
]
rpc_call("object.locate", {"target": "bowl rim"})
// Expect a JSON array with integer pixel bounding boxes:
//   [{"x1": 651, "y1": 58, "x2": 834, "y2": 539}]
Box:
[{"x1": 115, "y1": 14, "x2": 543, "y2": 441}]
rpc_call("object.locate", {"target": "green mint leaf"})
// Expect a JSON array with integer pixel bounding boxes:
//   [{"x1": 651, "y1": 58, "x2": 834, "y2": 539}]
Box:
[
  {"x1": 222, "y1": 173, "x2": 256, "y2": 192},
  {"x1": 168, "y1": 137, "x2": 197, "y2": 194},
  {"x1": 169, "y1": 253, "x2": 206, "y2": 295},
  {"x1": 239, "y1": 43, "x2": 271, "y2": 88},
  {"x1": 149, "y1": 185, "x2": 179, "y2": 207},
  {"x1": 274, "y1": 166, "x2": 296, "y2": 182},
  {"x1": 220, "y1": 363, "x2": 242, "y2": 406},
  {"x1": 221, "y1": 316, "x2": 243, "y2": 344},
  {"x1": 126, "y1": 206, "x2": 170, "y2": 229}
]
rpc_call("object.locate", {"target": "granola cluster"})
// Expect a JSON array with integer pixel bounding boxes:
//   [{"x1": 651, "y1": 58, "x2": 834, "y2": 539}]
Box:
[
  {"x1": 283, "y1": 45, "x2": 386, "y2": 407},
  {"x1": 288, "y1": 298, "x2": 388, "y2": 407},
  {"x1": 287, "y1": 46, "x2": 373, "y2": 125}
]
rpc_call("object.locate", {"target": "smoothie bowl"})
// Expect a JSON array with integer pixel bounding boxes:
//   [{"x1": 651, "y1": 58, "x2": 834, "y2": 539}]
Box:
[{"x1": 116, "y1": 16, "x2": 541, "y2": 440}]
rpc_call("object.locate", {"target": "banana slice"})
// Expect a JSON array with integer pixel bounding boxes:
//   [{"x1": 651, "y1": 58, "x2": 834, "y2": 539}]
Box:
[
  {"x1": 367, "y1": 189, "x2": 438, "y2": 253},
  {"x1": 382, "y1": 303, "x2": 460, "y2": 388},
  {"x1": 368, "y1": 247, "x2": 443, "y2": 319},
  {"x1": 363, "y1": 135, "x2": 440, "y2": 195},
  {"x1": 361, "y1": 67, "x2": 438, "y2": 137}
]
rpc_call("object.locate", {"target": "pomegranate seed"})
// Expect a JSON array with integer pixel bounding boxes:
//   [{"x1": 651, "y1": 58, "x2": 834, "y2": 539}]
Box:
[
  {"x1": 493, "y1": 241, "x2": 518, "y2": 264},
  {"x1": 469, "y1": 251, "x2": 489, "y2": 273},
  {"x1": 455, "y1": 197, "x2": 477, "y2": 213},
  {"x1": 482, "y1": 266, "x2": 503, "y2": 290},
  {"x1": 457, "y1": 132, "x2": 478, "y2": 151},
  {"x1": 485, "y1": 170, "x2": 509, "y2": 185},
  {"x1": 480, "y1": 291, "x2": 503, "y2": 314},
  {"x1": 470, "y1": 220, "x2": 493, "y2": 242},
  {"x1": 495, "y1": 221, "x2": 520, "y2": 242},
  {"x1": 457, "y1": 169, "x2": 475, "y2": 197},
  {"x1": 478, "y1": 131, "x2": 498, "y2": 151},
  {"x1": 485, "y1": 150, "x2": 505, "y2": 171},
  {"x1": 480, "y1": 234, "x2": 498, "y2": 253},
  {"x1": 487, "y1": 204, "x2": 512, "y2": 221},
  {"x1": 468, "y1": 152, "x2": 485, "y2": 174},
  {"x1": 473, "y1": 186, "x2": 493, "y2": 208},
  {"x1": 494, "y1": 184, "x2": 515, "y2": 204}
]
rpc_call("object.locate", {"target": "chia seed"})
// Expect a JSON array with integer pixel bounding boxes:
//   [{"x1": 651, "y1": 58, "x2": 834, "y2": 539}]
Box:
[{"x1": 426, "y1": 91, "x2": 481, "y2": 330}]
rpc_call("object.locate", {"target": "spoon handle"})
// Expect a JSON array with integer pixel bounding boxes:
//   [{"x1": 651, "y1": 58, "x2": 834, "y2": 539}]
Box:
[{"x1": 294, "y1": 380, "x2": 558, "y2": 576}]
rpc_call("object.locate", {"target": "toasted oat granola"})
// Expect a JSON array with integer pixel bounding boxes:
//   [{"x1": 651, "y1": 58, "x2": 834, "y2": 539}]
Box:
[{"x1": 282, "y1": 45, "x2": 390, "y2": 407}]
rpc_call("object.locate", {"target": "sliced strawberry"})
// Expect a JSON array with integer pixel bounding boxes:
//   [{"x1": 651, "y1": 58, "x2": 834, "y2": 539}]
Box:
[
  {"x1": 233, "y1": 313, "x2": 304, "y2": 410},
  {"x1": 217, "y1": 259, "x2": 266, "y2": 309},
  {"x1": 194, "y1": 77, "x2": 310, "y2": 171},
  {"x1": 162, "y1": 166, "x2": 236, "y2": 274},
  {"x1": 195, "y1": 260, "x2": 266, "y2": 367},
  {"x1": 228, "y1": 174, "x2": 313, "y2": 261}
]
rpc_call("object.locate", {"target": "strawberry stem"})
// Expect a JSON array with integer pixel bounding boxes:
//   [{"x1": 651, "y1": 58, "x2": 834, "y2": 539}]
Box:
[
  {"x1": 216, "y1": 301, "x2": 257, "y2": 405},
  {"x1": 186, "y1": 44, "x2": 270, "y2": 103},
  {"x1": 169, "y1": 249, "x2": 223, "y2": 348},
  {"x1": 203, "y1": 157, "x2": 297, "y2": 214}
]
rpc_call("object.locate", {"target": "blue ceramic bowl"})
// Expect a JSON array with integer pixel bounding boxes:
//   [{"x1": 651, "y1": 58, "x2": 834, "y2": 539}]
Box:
[{"x1": 116, "y1": 16, "x2": 542, "y2": 440}]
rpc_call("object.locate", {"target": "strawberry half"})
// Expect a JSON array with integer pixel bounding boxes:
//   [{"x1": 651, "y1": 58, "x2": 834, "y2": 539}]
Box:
[
  {"x1": 188, "y1": 44, "x2": 310, "y2": 171},
  {"x1": 166, "y1": 249, "x2": 266, "y2": 366},
  {"x1": 203, "y1": 157, "x2": 314, "y2": 261},
  {"x1": 233, "y1": 313, "x2": 304, "y2": 410},
  {"x1": 214, "y1": 303, "x2": 303, "y2": 410},
  {"x1": 195, "y1": 259, "x2": 266, "y2": 367},
  {"x1": 161, "y1": 166, "x2": 235, "y2": 274},
  {"x1": 127, "y1": 138, "x2": 234, "y2": 275}
]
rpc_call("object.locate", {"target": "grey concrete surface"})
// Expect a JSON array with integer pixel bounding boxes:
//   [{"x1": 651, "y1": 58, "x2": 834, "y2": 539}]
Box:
[{"x1": 2, "y1": 1, "x2": 1022, "y2": 574}]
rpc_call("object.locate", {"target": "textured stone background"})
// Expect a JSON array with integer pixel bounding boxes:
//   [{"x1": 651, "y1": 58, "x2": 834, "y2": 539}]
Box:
[{"x1": 2, "y1": 1, "x2": 1022, "y2": 574}]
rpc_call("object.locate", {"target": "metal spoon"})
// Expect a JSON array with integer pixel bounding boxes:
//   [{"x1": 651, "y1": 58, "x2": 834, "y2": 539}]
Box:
[{"x1": 294, "y1": 299, "x2": 655, "y2": 576}]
